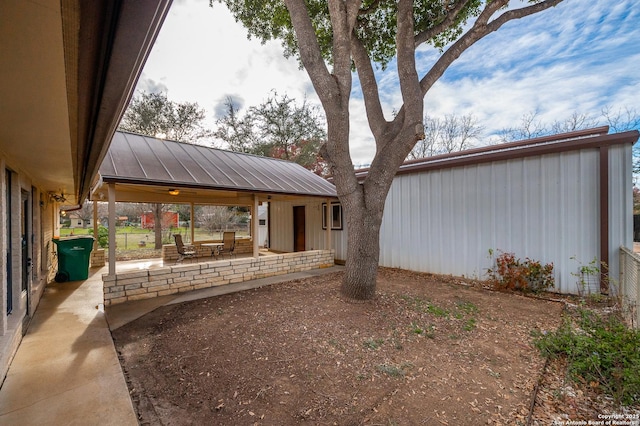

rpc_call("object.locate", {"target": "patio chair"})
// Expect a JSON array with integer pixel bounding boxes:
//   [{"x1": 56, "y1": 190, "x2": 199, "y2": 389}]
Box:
[
  {"x1": 173, "y1": 234, "x2": 197, "y2": 263},
  {"x1": 220, "y1": 231, "x2": 236, "y2": 259}
]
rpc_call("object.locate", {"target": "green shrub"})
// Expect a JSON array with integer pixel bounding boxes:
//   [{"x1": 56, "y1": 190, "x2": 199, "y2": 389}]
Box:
[
  {"x1": 533, "y1": 310, "x2": 640, "y2": 406},
  {"x1": 97, "y1": 225, "x2": 109, "y2": 248}
]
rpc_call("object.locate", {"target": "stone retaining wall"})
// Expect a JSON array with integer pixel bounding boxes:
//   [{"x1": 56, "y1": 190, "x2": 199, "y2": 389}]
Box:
[
  {"x1": 91, "y1": 248, "x2": 105, "y2": 268},
  {"x1": 103, "y1": 250, "x2": 335, "y2": 306}
]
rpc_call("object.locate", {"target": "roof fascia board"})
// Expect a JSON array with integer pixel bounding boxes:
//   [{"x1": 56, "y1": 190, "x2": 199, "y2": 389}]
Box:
[
  {"x1": 355, "y1": 130, "x2": 639, "y2": 179},
  {"x1": 68, "y1": 0, "x2": 172, "y2": 202},
  {"x1": 402, "y1": 125, "x2": 611, "y2": 168},
  {"x1": 97, "y1": 176, "x2": 339, "y2": 199}
]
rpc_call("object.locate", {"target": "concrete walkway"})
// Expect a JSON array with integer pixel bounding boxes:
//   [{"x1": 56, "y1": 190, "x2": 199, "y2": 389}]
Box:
[
  {"x1": 0, "y1": 261, "x2": 343, "y2": 425},
  {"x1": 0, "y1": 266, "x2": 137, "y2": 426}
]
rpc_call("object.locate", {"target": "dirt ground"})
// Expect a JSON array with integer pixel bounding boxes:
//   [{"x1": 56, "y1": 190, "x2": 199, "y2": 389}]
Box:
[{"x1": 114, "y1": 268, "x2": 578, "y2": 425}]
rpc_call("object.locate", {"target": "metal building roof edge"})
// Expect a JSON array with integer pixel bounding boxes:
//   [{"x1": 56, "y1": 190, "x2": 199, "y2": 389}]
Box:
[
  {"x1": 354, "y1": 128, "x2": 639, "y2": 179},
  {"x1": 98, "y1": 176, "x2": 337, "y2": 198}
]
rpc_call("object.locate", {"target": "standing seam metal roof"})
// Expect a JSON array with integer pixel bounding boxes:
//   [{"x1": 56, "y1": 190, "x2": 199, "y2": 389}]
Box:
[{"x1": 100, "y1": 131, "x2": 337, "y2": 197}]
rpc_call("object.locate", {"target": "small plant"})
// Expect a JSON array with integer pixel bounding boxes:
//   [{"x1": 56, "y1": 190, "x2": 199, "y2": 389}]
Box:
[
  {"x1": 463, "y1": 318, "x2": 477, "y2": 331},
  {"x1": 427, "y1": 303, "x2": 449, "y2": 318},
  {"x1": 570, "y1": 256, "x2": 608, "y2": 297},
  {"x1": 487, "y1": 249, "x2": 554, "y2": 293},
  {"x1": 456, "y1": 300, "x2": 479, "y2": 315},
  {"x1": 533, "y1": 309, "x2": 640, "y2": 406},
  {"x1": 410, "y1": 322, "x2": 424, "y2": 335},
  {"x1": 425, "y1": 324, "x2": 436, "y2": 339},
  {"x1": 376, "y1": 364, "x2": 405, "y2": 377},
  {"x1": 363, "y1": 338, "x2": 384, "y2": 350}
]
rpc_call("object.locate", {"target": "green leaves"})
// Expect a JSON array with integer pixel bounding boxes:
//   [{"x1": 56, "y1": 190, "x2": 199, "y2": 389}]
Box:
[
  {"x1": 215, "y1": 0, "x2": 484, "y2": 68},
  {"x1": 534, "y1": 310, "x2": 640, "y2": 406}
]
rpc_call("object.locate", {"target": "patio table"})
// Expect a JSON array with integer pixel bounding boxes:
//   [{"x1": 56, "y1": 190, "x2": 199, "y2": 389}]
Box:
[{"x1": 201, "y1": 242, "x2": 224, "y2": 259}]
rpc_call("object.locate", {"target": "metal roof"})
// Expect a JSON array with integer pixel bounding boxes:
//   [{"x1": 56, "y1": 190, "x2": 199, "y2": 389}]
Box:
[{"x1": 99, "y1": 131, "x2": 337, "y2": 198}]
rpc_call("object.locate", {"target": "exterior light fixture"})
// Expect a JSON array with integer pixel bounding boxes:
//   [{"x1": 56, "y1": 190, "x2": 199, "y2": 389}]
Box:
[{"x1": 168, "y1": 189, "x2": 180, "y2": 196}]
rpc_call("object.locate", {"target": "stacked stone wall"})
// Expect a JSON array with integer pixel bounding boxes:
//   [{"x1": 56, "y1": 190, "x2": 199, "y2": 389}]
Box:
[
  {"x1": 90, "y1": 248, "x2": 105, "y2": 268},
  {"x1": 103, "y1": 250, "x2": 335, "y2": 306}
]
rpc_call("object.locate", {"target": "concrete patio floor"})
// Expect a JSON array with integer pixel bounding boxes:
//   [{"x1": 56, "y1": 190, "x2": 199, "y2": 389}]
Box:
[{"x1": 0, "y1": 259, "x2": 343, "y2": 425}]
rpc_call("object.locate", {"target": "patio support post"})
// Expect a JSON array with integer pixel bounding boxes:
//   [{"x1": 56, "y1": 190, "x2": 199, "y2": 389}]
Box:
[
  {"x1": 93, "y1": 199, "x2": 98, "y2": 250},
  {"x1": 108, "y1": 183, "x2": 116, "y2": 275},
  {"x1": 190, "y1": 202, "x2": 195, "y2": 243},
  {"x1": 325, "y1": 199, "x2": 332, "y2": 251},
  {"x1": 252, "y1": 195, "x2": 259, "y2": 258}
]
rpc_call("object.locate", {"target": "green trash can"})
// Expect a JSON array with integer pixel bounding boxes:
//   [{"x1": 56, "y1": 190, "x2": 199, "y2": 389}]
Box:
[{"x1": 53, "y1": 236, "x2": 94, "y2": 282}]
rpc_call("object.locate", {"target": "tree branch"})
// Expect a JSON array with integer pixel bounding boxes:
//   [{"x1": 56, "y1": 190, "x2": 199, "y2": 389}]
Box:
[
  {"x1": 358, "y1": 0, "x2": 382, "y2": 16},
  {"x1": 326, "y1": 0, "x2": 361, "y2": 102},
  {"x1": 351, "y1": 35, "x2": 387, "y2": 141},
  {"x1": 283, "y1": 0, "x2": 338, "y2": 106},
  {"x1": 487, "y1": 0, "x2": 563, "y2": 30},
  {"x1": 419, "y1": 0, "x2": 562, "y2": 96},
  {"x1": 414, "y1": 0, "x2": 473, "y2": 47},
  {"x1": 396, "y1": 0, "x2": 422, "y2": 134}
]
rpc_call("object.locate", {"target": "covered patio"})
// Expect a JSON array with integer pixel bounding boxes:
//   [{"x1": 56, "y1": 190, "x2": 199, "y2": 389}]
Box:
[{"x1": 90, "y1": 131, "x2": 339, "y2": 305}]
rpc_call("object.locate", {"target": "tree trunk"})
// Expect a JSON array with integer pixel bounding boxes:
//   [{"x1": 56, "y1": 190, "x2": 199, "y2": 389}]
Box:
[
  {"x1": 154, "y1": 203, "x2": 163, "y2": 249},
  {"x1": 341, "y1": 199, "x2": 383, "y2": 299}
]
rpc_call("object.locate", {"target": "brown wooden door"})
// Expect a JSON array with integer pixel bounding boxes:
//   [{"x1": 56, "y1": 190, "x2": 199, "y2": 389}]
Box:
[{"x1": 293, "y1": 206, "x2": 305, "y2": 252}]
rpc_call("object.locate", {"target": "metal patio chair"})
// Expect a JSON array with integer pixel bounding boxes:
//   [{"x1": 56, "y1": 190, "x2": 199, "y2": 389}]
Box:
[
  {"x1": 173, "y1": 234, "x2": 197, "y2": 263},
  {"x1": 220, "y1": 231, "x2": 236, "y2": 259}
]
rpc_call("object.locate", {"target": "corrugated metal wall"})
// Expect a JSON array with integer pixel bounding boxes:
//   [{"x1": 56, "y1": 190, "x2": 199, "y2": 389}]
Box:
[
  {"x1": 608, "y1": 144, "x2": 634, "y2": 294},
  {"x1": 330, "y1": 144, "x2": 633, "y2": 294},
  {"x1": 378, "y1": 149, "x2": 603, "y2": 293}
]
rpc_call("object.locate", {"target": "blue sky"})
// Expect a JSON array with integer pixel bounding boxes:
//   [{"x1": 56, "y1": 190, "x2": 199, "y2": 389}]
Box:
[{"x1": 137, "y1": 0, "x2": 639, "y2": 166}]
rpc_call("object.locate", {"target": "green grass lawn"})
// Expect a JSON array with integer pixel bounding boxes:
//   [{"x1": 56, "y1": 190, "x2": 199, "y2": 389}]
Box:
[{"x1": 60, "y1": 226, "x2": 249, "y2": 251}]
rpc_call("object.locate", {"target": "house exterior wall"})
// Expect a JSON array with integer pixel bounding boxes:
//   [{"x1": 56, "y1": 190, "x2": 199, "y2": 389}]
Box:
[
  {"x1": 68, "y1": 217, "x2": 92, "y2": 229},
  {"x1": 332, "y1": 143, "x2": 633, "y2": 295},
  {"x1": 269, "y1": 198, "x2": 343, "y2": 253},
  {"x1": 0, "y1": 159, "x2": 54, "y2": 380}
]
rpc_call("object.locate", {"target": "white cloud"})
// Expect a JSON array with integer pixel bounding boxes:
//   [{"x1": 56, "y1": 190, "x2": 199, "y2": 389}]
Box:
[{"x1": 139, "y1": 0, "x2": 640, "y2": 165}]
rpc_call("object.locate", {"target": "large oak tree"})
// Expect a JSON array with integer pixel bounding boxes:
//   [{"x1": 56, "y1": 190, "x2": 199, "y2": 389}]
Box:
[{"x1": 216, "y1": 0, "x2": 564, "y2": 299}]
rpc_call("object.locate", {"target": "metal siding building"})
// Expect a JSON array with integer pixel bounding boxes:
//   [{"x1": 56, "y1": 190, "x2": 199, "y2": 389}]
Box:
[
  {"x1": 379, "y1": 150, "x2": 601, "y2": 292},
  {"x1": 336, "y1": 128, "x2": 638, "y2": 294}
]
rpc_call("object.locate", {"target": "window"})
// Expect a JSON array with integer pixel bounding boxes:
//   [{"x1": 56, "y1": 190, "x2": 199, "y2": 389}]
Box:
[{"x1": 322, "y1": 202, "x2": 342, "y2": 230}]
